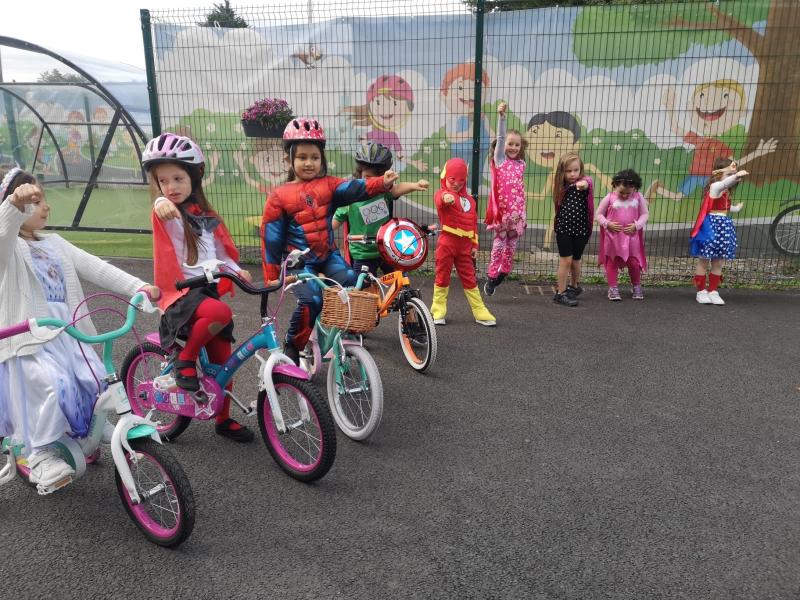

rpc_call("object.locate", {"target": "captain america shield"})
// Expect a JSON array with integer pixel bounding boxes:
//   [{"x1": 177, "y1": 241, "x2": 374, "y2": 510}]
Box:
[{"x1": 376, "y1": 218, "x2": 428, "y2": 271}]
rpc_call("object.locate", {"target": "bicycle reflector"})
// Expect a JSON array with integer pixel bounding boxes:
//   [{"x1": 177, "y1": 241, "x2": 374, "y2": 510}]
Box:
[{"x1": 376, "y1": 218, "x2": 428, "y2": 271}]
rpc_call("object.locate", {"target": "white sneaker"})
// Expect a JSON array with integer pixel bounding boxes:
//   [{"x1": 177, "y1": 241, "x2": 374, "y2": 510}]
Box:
[
  {"x1": 707, "y1": 290, "x2": 725, "y2": 305},
  {"x1": 475, "y1": 319, "x2": 497, "y2": 327},
  {"x1": 433, "y1": 318, "x2": 446, "y2": 326},
  {"x1": 696, "y1": 290, "x2": 712, "y2": 304},
  {"x1": 101, "y1": 420, "x2": 115, "y2": 444},
  {"x1": 27, "y1": 448, "x2": 74, "y2": 487}
]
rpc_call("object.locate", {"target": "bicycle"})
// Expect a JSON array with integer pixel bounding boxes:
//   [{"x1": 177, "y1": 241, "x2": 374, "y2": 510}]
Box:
[
  {"x1": 346, "y1": 218, "x2": 438, "y2": 373},
  {"x1": 769, "y1": 197, "x2": 800, "y2": 256},
  {"x1": 290, "y1": 259, "x2": 384, "y2": 442},
  {"x1": 119, "y1": 253, "x2": 336, "y2": 483},
  {"x1": 0, "y1": 291, "x2": 195, "y2": 548}
]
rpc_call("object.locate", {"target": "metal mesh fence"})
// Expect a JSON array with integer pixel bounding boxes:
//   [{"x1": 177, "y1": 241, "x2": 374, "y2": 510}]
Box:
[{"x1": 143, "y1": 0, "x2": 800, "y2": 285}]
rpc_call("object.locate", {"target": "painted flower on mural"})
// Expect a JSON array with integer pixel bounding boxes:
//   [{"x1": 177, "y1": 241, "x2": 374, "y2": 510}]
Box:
[
  {"x1": 654, "y1": 158, "x2": 662, "y2": 165},
  {"x1": 613, "y1": 144, "x2": 622, "y2": 151},
  {"x1": 592, "y1": 137, "x2": 602, "y2": 146},
  {"x1": 241, "y1": 98, "x2": 294, "y2": 129},
  {"x1": 423, "y1": 146, "x2": 432, "y2": 154}
]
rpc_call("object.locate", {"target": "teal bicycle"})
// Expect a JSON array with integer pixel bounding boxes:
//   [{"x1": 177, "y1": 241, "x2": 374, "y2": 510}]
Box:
[
  {"x1": 0, "y1": 292, "x2": 195, "y2": 548},
  {"x1": 290, "y1": 256, "x2": 384, "y2": 442}
]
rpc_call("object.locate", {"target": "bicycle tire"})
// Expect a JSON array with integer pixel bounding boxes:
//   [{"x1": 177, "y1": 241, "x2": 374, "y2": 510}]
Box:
[
  {"x1": 769, "y1": 204, "x2": 800, "y2": 256},
  {"x1": 114, "y1": 438, "x2": 195, "y2": 548},
  {"x1": 120, "y1": 343, "x2": 192, "y2": 441},
  {"x1": 257, "y1": 373, "x2": 336, "y2": 482},
  {"x1": 326, "y1": 344, "x2": 383, "y2": 441},
  {"x1": 397, "y1": 296, "x2": 437, "y2": 373}
]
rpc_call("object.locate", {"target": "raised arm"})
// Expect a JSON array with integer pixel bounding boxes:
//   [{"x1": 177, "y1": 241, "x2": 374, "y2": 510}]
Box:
[
  {"x1": 494, "y1": 103, "x2": 508, "y2": 168},
  {"x1": 331, "y1": 172, "x2": 396, "y2": 207},
  {"x1": 390, "y1": 178, "x2": 429, "y2": 198}
]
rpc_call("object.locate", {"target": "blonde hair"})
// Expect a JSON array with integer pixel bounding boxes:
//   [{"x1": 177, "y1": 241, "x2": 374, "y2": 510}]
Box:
[
  {"x1": 552, "y1": 153, "x2": 584, "y2": 211},
  {"x1": 693, "y1": 79, "x2": 746, "y2": 105}
]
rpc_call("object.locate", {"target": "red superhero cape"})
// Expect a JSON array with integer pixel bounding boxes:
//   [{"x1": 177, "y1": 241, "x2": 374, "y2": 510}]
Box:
[
  {"x1": 484, "y1": 157, "x2": 501, "y2": 227},
  {"x1": 690, "y1": 193, "x2": 714, "y2": 238},
  {"x1": 152, "y1": 210, "x2": 239, "y2": 311}
]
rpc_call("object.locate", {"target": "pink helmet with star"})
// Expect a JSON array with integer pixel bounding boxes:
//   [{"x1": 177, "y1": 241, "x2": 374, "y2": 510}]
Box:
[
  {"x1": 282, "y1": 118, "x2": 326, "y2": 150},
  {"x1": 367, "y1": 75, "x2": 414, "y2": 108}
]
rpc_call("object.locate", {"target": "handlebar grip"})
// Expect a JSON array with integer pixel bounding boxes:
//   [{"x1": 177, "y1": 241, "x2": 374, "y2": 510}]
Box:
[{"x1": 175, "y1": 275, "x2": 208, "y2": 291}]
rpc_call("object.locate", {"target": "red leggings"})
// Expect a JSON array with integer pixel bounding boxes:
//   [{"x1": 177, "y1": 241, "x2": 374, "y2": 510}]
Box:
[{"x1": 177, "y1": 298, "x2": 236, "y2": 424}]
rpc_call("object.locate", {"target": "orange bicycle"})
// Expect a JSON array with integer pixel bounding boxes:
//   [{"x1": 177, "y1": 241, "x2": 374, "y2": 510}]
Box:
[{"x1": 347, "y1": 218, "x2": 438, "y2": 373}]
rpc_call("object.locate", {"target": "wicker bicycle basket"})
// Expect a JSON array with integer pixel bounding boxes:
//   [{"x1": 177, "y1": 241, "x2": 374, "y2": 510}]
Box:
[{"x1": 320, "y1": 287, "x2": 379, "y2": 333}]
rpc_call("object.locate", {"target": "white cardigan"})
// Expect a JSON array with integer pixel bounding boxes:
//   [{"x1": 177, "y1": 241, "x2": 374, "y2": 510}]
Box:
[{"x1": 0, "y1": 201, "x2": 146, "y2": 362}]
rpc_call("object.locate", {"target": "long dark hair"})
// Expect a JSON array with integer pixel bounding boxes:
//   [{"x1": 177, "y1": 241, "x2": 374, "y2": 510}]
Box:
[
  {"x1": 285, "y1": 141, "x2": 328, "y2": 182},
  {"x1": 149, "y1": 162, "x2": 215, "y2": 265}
]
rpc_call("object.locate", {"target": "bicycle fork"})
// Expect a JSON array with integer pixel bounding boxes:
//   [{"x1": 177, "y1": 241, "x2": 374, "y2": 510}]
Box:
[{"x1": 254, "y1": 350, "x2": 312, "y2": 434}]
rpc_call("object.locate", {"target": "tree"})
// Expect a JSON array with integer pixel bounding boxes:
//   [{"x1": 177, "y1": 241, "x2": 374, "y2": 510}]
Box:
[
  {"x1": 573, "y1": 0, "x2": 798, "y2": 184},
  {"x1": 37, "y1": 69, "x2": 87, "y2": 84},
  {"x1": 462, "y1": 0, "x2": 663, "y2": 12},
  {"x1": 199, "y1": 0, "x2": 248, "y2": 28}
]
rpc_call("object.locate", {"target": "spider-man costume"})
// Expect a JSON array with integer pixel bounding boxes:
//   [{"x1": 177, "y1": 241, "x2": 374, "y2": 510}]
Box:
[{"x1": 261, "y1": 175, "x2": 387, "y2": 350}]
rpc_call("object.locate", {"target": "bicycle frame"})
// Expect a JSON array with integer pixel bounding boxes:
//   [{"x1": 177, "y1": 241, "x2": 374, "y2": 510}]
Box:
[{"x1": 0, "y1": 293, "x2": 162, "y2": 501}]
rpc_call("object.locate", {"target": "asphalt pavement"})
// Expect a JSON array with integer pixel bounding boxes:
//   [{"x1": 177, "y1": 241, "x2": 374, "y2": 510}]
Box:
[{"x1": 1, "y1": 258, "x2": 799, "y2": 599}]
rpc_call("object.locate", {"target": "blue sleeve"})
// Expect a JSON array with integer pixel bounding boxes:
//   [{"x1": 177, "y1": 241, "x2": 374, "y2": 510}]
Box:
[
  {"x1": 332, "y1": 178, "x2": 371, "y2": 208},
  {"x1": 262, "y1": 211, "x2": 288, "y2": 279}
]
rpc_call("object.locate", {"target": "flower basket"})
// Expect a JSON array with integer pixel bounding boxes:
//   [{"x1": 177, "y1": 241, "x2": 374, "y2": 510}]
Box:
[
  {"x1": 241, "y1": 120, "x2": 285, "y2": 138},
  {"x1": 241, "y1": 97, "x2": 294, "y2": 138}
]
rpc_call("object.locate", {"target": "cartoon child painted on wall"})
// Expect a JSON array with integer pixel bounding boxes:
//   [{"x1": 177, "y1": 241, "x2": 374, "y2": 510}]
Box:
[
  {"x1": 524, "y1": 111, "x2": 613, "y2": 248},
  {"x1": 440, "y1": 63, "x2": 492, "y2": 175},
  {"x1": 651, "y1": 79, "x2": 777, "y2": 200},
  {"x1": 65, "y1": 110, "x2": 85, "y2": 164},
  {"x1": 341, "y1": 74, "x2": 427, "y2": 172},
  {"x1": 233, "y1": 137, "x2": 287, "y2": 196},
  {"x1": 91, "y1": 107, "x2": 118, "y2": 156}
]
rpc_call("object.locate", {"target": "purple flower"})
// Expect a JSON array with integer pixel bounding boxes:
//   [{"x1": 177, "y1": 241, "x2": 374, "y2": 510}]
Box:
[{"x1": 241, "y1": 97, "x2": 294, "y2": 128}]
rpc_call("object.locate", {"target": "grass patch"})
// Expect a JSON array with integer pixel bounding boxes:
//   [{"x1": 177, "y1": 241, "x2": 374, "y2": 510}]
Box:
[{"x1": 54, "y1": 231, "x2": 153, "y2": 258}]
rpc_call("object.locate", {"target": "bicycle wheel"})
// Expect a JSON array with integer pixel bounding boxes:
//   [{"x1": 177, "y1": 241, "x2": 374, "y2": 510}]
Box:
[
  {"x1": 120, "y1": 343, "x2": 192, "y2": 441},
  {"x1": 257, "y1": 373, "x2": 336, "y2": 482},
  {"x1": 114, "y1": 438, "x2": 195, "y2": 548},
  {"x1": 326, "y1": 344, "x2": 383, "y2": 441},
  {"x1": 769, "y1": 204, "x2": 800, "y2": 256},
  {"x1": 397, "y1": 296, "x2": 438, "y2": 373}
]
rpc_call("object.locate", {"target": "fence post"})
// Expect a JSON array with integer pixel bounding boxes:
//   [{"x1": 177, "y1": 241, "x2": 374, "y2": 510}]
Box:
[
  {"x1": 470, "y1": 0, "x2": 486, "y2": 198},
  {"x1": 141, "y1": 9, "x2": 161, "y2": 136}
]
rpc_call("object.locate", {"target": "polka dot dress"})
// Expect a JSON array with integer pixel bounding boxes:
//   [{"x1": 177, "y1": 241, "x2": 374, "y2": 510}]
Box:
[
  {"x1": 555, "y1": 185, "x2": 589, "y2": 236},
  {"x1": 695, "y1": 214, "x2": 737, "y2": 259}
]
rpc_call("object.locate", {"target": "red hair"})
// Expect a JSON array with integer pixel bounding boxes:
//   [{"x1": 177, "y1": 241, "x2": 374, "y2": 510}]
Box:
[{"x1": 440, "y1": 63, "x2": 490, "y2": 95}]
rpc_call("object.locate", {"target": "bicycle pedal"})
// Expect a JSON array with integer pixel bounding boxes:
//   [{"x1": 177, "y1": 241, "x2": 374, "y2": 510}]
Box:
[
  {"x1": 193, "y1": 390, "x2": 210, "y2": 405},
  {"x1": 153, "y1": 374, "x2": 178, "y2": 393},
  {"x1": 37, "y1": 475, "x2": 73, "y2": 496}
]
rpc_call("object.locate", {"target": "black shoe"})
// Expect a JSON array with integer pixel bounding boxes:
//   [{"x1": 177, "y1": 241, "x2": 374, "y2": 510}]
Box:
[
  {"x1": 283, "y1": 343, "x2": 300, "y2": 365},
  {"x1": 553, "y1": 292, "x2": 578, "y2": 307},
  {"x1": 565, "y1": 285, "x2": 584, "y2": 299},
  {"x1": 483, "y1": 278, "x2": 496, "y2": 297},
  {"x1": 495, "y1": 272, "x2": 508, "y2": 287},
  {"x1": 173, "y1": 359, "x2": 200, "y2": 392},
  {"x1": 215, "y1": 418, "x2": 255, "y2": 443}
]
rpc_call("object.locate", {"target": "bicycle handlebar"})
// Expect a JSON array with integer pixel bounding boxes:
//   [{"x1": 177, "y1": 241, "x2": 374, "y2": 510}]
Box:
[
  {"x1": 176, "y1": 269, "x2": 297, "y2": 296},
  {"x1": 0, "y1": 292, "x2": 158, "y2": 345}
]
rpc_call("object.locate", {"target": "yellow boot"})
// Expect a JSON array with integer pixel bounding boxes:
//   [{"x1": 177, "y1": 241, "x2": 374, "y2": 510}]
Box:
[
  {"x1": 431, "y1": 285, "x2": 449, "y2": 325},
  {"x1": 464, "y1": 287, "x2": 496, "y2": 326}
]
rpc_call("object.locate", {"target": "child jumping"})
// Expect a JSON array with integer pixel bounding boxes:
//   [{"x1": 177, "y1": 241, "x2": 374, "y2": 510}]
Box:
[
  {"x1": 689, "y1": 157, "x2": 748, "y2": 305},
  {"x1": 431, "y1": 158, "x2": 496, "y2": 327},
  {"x1": 261, "y1": 118, "x2": 397, "y2": 364},
  {"x1": 144, "y1": 132, "x2": 255, "y2": 442},
  {"x1": 596, "y1": 169, "x2": 649, "y2": 301},
  {"x1": 552, "y1": 153, "x2": 594, "y2": 307},
  {"x1": 0, "y1": 168, "x2": 159, "y2": 487},
  {"x1": 483, "y1": 102, "x2": 527, "y2": 296},
  {"x1": 332, "y1": 141, "x2": 429, "y2": 275}
]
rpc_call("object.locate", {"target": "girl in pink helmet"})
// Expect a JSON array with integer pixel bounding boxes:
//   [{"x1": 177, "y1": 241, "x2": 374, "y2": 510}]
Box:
[
  {"x1": 341, "y1": 74, "x2": 427, "y2": 172},
  {"x1": 143, "y1": 132, "x2": 255, "y2": 442},
  {"x1": 261, "y1": 118, "x2": 398, "y2": 363}
]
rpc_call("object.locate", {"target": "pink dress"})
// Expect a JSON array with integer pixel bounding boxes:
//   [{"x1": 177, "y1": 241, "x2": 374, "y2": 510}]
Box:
[{"x1": 596, "y1": 191, "x2": 648, "y2": 269}]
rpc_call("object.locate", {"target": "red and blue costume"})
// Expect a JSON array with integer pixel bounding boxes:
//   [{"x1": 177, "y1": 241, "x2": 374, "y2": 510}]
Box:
[{"x1": 261, "y1": 175, "x2": 387, "y2": 350}]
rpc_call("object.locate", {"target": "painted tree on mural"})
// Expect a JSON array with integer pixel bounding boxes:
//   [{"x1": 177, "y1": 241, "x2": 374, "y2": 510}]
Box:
[{"x1": 574, "y1": 0, "x2": 799, "y2": 184}]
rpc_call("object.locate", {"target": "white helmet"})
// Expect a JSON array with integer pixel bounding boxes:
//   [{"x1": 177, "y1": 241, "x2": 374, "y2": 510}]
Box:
[{"x1": 141, "y1": 132, "x2": 205, "y2": 171}]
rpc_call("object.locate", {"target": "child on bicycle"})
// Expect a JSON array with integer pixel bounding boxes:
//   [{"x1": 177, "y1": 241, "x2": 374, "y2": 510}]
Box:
[
  {"x1": 483, "y1": 102, "x2": 527, "y2": 296},
  {"x1": 261, "y1": 118, "x2": 398, "y2": 364},
  {"x1": 332, "y1": 141, "x2": 429, "y2": 275},
  {"x1": 595, "y1": 169, "x2": 649, "y2": 301},
  {"x1": 431, "y1": 158, "x2": 496, "y2": 327},
  {"x1": 144, "y1": 132, "x2": 254, "y2": 442},
  {"x1": 689, "y1": 156, "x2": 748, "y2": 305},
  {"x1": 0, "y1": 167, "x2": 160, "y2": 487}
]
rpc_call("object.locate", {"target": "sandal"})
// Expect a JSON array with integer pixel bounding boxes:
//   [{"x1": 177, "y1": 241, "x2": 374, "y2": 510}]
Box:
[
  {"x1": 215, "y1": 418, "x2": 254, "y2": 443},
  {"x1": 173, "y1": 359, "x2": 200, "y2": 392}
]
